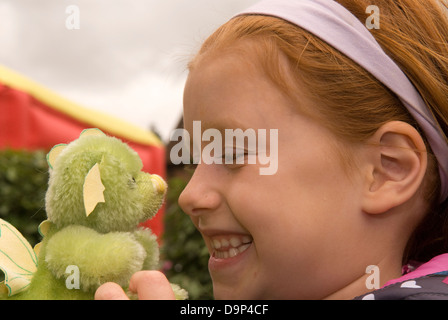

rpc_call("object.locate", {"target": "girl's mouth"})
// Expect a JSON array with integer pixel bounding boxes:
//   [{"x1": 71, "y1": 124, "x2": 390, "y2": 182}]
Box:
[{"x1": 210, "y1": 235, "x2": 253, "y2": 259}]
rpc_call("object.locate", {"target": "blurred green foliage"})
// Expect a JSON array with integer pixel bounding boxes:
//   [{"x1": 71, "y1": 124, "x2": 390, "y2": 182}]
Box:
[
  {"x1": 0, "y1": 149, "x2": 48, "y2": 246},
  {"x1": 161, "y1": 176, "x2": 213, "y2": 300},
  {"x1": 0, "y1": 149, "x2": 213, "y2": 299}
]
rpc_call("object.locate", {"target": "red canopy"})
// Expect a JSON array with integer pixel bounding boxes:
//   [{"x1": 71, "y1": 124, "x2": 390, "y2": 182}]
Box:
[{"x1": 0, "y1": 65, "x2": 166, "y2": 237}]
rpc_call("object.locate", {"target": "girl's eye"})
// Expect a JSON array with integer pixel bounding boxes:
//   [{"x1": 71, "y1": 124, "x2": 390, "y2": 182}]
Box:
[
  {"x1": 128, "y1": 176, "x2": 137, "y2": 188},
  {"x1": 223, "y1": 151, "x2": 245, "y2": 163},
  {"x1": 222, "y1": 147, "x2": 250, "y2": 165}
]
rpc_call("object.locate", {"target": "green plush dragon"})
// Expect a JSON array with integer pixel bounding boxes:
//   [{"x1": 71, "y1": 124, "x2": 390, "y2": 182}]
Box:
[{"x1": 0, "y1": 128, "x2": 187, "y2": 299}]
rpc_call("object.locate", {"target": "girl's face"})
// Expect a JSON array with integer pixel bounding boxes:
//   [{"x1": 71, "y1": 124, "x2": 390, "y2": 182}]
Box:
[{"x1": 179, "y1": 51, "x2": 375, "y2": 299}]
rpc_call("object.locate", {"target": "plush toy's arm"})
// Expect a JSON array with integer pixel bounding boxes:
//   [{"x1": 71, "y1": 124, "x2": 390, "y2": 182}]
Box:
[
  {"x1": 132, "y1": 227, "x2": 159, "y2": 270},
  {"x1": 130, "y1": 228, "x2": 189, "y2": 300},
  {"x1": 45, "y1": 225, "x2": 146, "y2": 292}
]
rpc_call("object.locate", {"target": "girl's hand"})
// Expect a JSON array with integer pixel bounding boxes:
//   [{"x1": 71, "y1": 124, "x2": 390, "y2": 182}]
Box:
[{"x1": 94, "y1": 271, "x2": 176, "y2": 300}]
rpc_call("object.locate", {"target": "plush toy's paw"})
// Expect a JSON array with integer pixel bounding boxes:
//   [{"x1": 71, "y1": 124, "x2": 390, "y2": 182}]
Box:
[
  {"x1": 45, "y1": 225, "x2": 146, "y2": 291},
  {"x1": 132, "y1": 227, "x2": 159, "y2": 270},
  {"x1": 171, "y1": 283, "x2": 189, "y2": 300}
]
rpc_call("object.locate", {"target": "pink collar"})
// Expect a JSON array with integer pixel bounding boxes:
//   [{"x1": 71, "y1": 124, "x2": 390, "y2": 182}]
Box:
[{"x1": 383, "y1": 254, "x2": 448, "y2": 288}]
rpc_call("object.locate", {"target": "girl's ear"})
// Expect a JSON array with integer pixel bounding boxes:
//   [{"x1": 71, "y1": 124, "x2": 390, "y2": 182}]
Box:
[{"x1": 361, "y1": 121, "x2": 428, "y2": 214}]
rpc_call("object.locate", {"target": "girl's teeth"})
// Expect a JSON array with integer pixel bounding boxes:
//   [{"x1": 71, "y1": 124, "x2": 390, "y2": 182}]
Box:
[
  {"x1": 229, "y1": 237, "x2": 241, "y2": 247},
  {"x1": 229, "y1": 248, "x2": 239, "y2": 258},
  {"x1": 221, "y1": 238, "x2": 229, "y2": 248},
  {"x1": 212, "y1": 239, "x2": 221, "y2": 249},
  {"x1": 211, "y1": 235, "x2": 253, "y2": 259}
]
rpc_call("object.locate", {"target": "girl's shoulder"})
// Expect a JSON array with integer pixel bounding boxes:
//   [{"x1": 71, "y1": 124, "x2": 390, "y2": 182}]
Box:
[{"x1": 354, "y1": 254, "x2": 448, "y2": 300}]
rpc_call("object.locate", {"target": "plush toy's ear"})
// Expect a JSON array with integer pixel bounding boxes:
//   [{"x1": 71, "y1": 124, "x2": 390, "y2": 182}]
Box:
[
  {"x1": 80, "y1": 128, "x2": 106, "y2": 137},
  {"x1": 83, "y1": 163, "x2": 106, "y2": 217},
  {"x1": 46, "y1": 144, "x2": 68, "y2": 169}
]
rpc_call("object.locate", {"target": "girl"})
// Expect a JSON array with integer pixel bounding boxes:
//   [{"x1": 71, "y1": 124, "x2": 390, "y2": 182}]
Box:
[{"x1": 96, "y1": 0, "x2": 448, "y2": 300}]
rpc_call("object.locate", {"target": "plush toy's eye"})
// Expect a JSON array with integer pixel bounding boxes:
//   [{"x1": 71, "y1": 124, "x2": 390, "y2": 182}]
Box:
[{"x1": 128, "y1": 176, "x2": 137, "y2": 188}]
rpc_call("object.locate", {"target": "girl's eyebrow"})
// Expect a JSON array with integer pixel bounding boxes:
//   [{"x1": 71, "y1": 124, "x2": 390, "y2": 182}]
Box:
[{"x1": 200, "y1": 118, "x2": 254, "y2": 132}]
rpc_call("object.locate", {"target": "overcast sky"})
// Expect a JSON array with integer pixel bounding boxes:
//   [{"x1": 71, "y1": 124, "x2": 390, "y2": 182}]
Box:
[{"x1": 0, "y1": 0, "x2": 258, "y2": 141}]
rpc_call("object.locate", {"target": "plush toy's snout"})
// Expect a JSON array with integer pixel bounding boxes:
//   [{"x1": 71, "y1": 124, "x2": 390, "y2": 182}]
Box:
[
  {"x1": 151, "y1": 174, "x2": 167, "y2": 195},
  {"x1": 135, "y1": 172, "x2": 167, "y2": 221}
]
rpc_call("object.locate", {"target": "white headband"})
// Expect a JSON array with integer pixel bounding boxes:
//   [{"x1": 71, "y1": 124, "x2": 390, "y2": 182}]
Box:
[{"x1": 236, "y1": 0, "x2": 448, "y2": 202}]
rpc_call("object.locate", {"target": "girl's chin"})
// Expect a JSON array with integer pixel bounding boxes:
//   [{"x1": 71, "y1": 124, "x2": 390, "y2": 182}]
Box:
[{"x1": 208, "y1": 242, "x2": 256, "y2": 297}]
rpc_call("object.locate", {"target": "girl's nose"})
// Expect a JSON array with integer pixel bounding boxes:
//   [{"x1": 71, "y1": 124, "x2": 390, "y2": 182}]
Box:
[{"x1": 178, "y1": 164, "x2": 221, "y2": 217}]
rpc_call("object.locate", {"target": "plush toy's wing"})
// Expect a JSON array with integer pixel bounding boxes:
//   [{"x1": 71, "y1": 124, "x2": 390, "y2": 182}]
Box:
[
  {"x1": 0, "y1": 218, "x2": 38, "y2": 296},
  {"x1": 33, "y1": 220, "x2": 52, "y2": 257}
]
